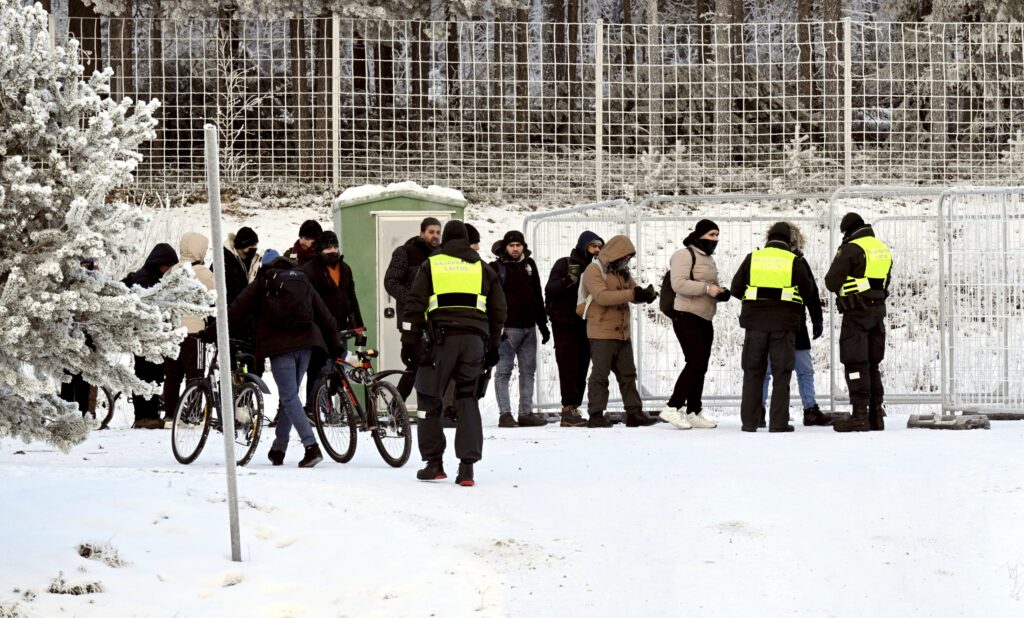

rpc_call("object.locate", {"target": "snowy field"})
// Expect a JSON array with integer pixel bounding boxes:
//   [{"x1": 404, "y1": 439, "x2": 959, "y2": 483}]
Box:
[{"x1": 2, "y1": 418, "x2": 1023, "y2": 617}]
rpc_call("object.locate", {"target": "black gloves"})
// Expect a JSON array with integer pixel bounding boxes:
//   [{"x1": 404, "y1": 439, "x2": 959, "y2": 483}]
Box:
[
  {"x1": 400, "y1": 341, "x2": 419, "y2": 367},
  {"x1": 539, "y1": 323, "x2": 551, "y2": 345},
  {"x1": 633, "y1": 284, "x2": 658, "y2": 304},
  {"x1": 484, "y1": 346, "x2": 500, "y2": 369},
  {"x1": 400, "y1": 332, "x2": 429, "y2": 368},
  {"x1": 715, "y1": 289, "x2": 732, "y2": 302},
  {"x1": 812, "y1": 319, "x2": 824, "y2": 340}
]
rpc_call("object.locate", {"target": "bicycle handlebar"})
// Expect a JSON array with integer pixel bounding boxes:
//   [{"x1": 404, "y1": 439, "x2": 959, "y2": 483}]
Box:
[{"x1": 338, "y1": 327, "x2": 367, "y2": 340}]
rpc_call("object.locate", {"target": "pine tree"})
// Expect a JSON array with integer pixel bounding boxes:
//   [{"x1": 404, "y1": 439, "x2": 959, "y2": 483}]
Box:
[{"x1": 0, "y1": 0, "x2": 213, "y2": 450}]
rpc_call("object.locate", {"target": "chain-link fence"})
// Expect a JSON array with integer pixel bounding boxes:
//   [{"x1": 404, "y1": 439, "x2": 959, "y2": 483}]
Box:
[{"x1": 56, "y1": 16, "x2": 1024, "y2": 201}]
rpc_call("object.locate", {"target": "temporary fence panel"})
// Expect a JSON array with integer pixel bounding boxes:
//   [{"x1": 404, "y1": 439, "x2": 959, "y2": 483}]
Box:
[{"x1": 939, "y1": 187, "x2": 1024, "y2": 414}]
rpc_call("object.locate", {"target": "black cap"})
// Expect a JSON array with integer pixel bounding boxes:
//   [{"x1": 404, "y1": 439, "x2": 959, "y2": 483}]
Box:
[
  {"x1": 767, "y1": 221, "x2": 792, "y2": 243},
  {"x1": 234, "y1": 226, "x2": 259, "y2": 249},
  {"x1": 441, "y1": 220, "x2": 469, "y2": 244},
  {"x1": 840, "y1": 212, "x2": 865, "y2": 234},
  {"x1": 315, "y1": 231, "x2": 339, "y2": 252},
  {"x1": 299, "y1": 219, "x2": 323, "y2": 240},
  {"x1": 502, "y1": 230, "x2": 526, "y2": 246},
  {"x1": 465, "y1": 223, "x2": 480, "y2": 245},
  {"x1": 693, "y1": 219, "x2": 719, "y2": 237}
]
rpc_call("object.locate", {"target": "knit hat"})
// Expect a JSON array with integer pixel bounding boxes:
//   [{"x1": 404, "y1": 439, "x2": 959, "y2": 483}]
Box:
[
  {"x1": 299, "y1": 219, "x2": 323, "y2": 240},
  {"x1": 465, "y1": 223, "x2": 481, "y2": 245},
  {"x1": 683, "y1": 219, "x2": 719, "y2": 248},
  {"x1": 502, "y1": 230, "x2": 526, "y2": 246},
  {"x1": 840, "y1": 212, "x2": 865, "y2": 234},
  {"x1": 315, "y1": 231, "x2": 339, "y2": 252},
  {"x1": 441, "y1": 220, "x2": 469, "y2": 244},
  {"x1": 767, "y1": 221, "x2": 792, "y2": 243},
  {"x1": 261, "y1": 249, "x2": 280, "y2": 266},
  {"x1": 234, "y1": 226, "x2": 259, "y2": 249}
]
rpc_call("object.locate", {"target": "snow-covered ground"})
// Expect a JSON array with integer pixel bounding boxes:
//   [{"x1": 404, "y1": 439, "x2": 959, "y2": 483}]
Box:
[{"x1": 2, "y1": 418, "x2": 1023, "y2": 617}]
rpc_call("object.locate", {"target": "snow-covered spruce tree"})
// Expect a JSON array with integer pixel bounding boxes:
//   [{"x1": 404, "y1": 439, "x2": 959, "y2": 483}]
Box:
[{"x1": 0, "y1": 0, "x2": 213, "y2": 449}]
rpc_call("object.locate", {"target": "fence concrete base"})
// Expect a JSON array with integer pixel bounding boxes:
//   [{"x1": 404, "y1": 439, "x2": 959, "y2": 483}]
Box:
[{"x1": 907, "y1": 414, "x2": 991, "y2": 430}]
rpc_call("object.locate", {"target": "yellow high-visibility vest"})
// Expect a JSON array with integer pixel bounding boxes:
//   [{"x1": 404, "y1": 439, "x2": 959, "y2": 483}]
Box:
[
  {"x1": 743, "y1": 247, "x2": 804, "y2": 304},
  {"x1": 840, "y1": 236, "x2": 892, "y2": 297},
  {"x1": 427, "y1": 254, "x2": 487, "y2": 314}
]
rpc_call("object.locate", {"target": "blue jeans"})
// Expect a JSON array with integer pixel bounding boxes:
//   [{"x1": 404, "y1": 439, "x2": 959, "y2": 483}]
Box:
[
  {"x1": 763, "y1": 348, "x2": 817, "y2": 410},
  {"x1": 495, "y1": 327, "x2": 538, "y2": 416},
  {"x1": 270, "y1": 348, "x2": 316, "y2": 451}
]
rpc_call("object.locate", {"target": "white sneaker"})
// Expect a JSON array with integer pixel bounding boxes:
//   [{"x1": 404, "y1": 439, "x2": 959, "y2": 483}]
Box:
[
  {"x1": 686, "y1": 412, "x2": 717, "y2": 429},
  {"x1": 659, "y1": 406, "x2": 692, "y2": 430}
]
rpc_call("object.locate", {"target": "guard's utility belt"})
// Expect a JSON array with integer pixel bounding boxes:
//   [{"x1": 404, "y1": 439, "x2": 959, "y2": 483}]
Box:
[
  {"x1": 836, "y1": 294, "x2": 884, "y2": 314},
  {"x1": 427, "y1": 322, "x2": 486, "y2": 345}
]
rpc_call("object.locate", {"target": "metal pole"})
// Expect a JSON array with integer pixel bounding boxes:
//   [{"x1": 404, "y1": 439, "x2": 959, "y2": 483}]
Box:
[
  {"x1": 48, "y1": 13, "x2": 56, "y2": 50},
  {"x1": 204, "y1": 125, "x2": 242, "y2": 563},
  {"x1": 1002, "y1": 191, "x2": 1010, "y2": 401},
  {"x1": 828, "y1": 189, "x2": 838, "y2": 413},
  {"x1": 594, "y1": 19, "x2": 604, "y2": 201},
  {"x1": 332, "y1": 15, "x2": 342, "y2": 193},
  {"x1": 842, "y1": 18, "x2": 853, "y2": 188},
  {"x1": 937, "y1": 191, "x2": 948, "y2": 412}
]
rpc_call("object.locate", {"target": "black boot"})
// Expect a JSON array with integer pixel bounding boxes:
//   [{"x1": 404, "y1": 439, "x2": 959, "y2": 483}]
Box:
[
  {"x1": 456, "y1": 462, "x2": 474, "y2": 487},
  {"x1": 416, "y1": 459, "x2": 447, "y2": 481},
  {"x1": 833, "y1": 405, "x2": 870, "y2": 432},
  {"x1": 268, "y1": 449, "x2": 285, "y2": 466},
  {"x1": 297, "y1": 444, "x2": 323, "y2": 468},
  {"x1": 560, "y1": 407, "x2": 587, "y2": 427},
  {"x1": 625, "y1": 411, "x2": 658, "y2": 427},
  {"x1": 869, "y1": 404, "x2": 886, "y2": 431},
  {"x1": 517, "y1": 413, "x2": 549, "y2": 427},
  {"x1": 587, "y1": 412, "x2": 612, "y2": 428},
  {"x1": 498, "y1": 413, "x2": 518, "y2": 428},
  {"x1": 803, "y1": 404, "x2": 833, "y2": 426}
]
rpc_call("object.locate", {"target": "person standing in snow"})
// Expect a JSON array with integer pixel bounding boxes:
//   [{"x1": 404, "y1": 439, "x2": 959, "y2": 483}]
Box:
[
  {"x1": 545, "y1": 231, "x2": 604, "y2": 427},
  {"x1": 284, "y1": 220, "x2": 323, "y2": 267},
  {"x1": 224, "y1": 226, "x2": 261, "y2": 305},
  {"x1": 826, "y1": 212, "x2": 893, "y2": 433},
  {"x1": 659, "y1": 219, "x2": 728, "y2": 431},
  {"x1": 384, "y1": 217, "x2": 442, "y2": 402},
  {"x1": 163, "y1": 232, "x2": 215, "y2": 422},
  {"x1": 229, "y1": 256, "x2": 341, "y2": 468},
  {"x1": 730, "y1": 222, "x2": 820, "y2": 433},
  {"x1": 578, "y1": 235, "x2": 659, "y2": 428},
  {"x1": 402, "y1": 220, "x2": 507, "y2": 486},
  {"x1": 124, "y1": 243, "x2": 179, "y2": 429},
  {"x1": 489, "y1": 230, "x2": 551, "y2": 428}
]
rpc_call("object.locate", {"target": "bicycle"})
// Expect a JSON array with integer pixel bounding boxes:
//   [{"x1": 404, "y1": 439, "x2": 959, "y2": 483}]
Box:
[
  {"x1": 171, "y1": 338, "x2": 270, "y2": 466},
  {"x1": 312, "y1": 328, "x2": 412, "y2": 468}
]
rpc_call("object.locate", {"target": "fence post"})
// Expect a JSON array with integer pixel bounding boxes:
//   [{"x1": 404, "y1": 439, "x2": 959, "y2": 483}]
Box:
[
  {"x1": 332, "y1": 15, "x2": 342, "y2": 193},
  {"x1": 842, "y1": 17, "x2": 853, "y2": 187},
  {"x1": 48, "y1": 13, "x2": 56, "y2": 50},
  {"x1": 594, "y1": 19, "x2": 604, "y2": 201}
]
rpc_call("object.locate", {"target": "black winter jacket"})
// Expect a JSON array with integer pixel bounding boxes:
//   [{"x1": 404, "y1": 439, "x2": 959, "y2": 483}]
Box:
[
  {"x1": 824, "y1": 225, "x2": 891, "y2": 317},
  {"x1": 224, "y1": 247, "x2": 257, "y2": 305},
  {"x1": 301, "y1": 255, "x2": 364, "y2": 331},
  {"x1": 730, "y1": 240, "x2": 822, "y2": 333},
  {"x1": 403, "y1": 239, "x2": 507, "y2": 349},
  {"x1": 794, "y1": 253, "x2": 824, "y2": 350},
  {"x1": 488, "y1": 252, "x2": 547, "y2": 330},
  {"x1": 228, "y1": 262, "x2": 341, "y2": 360},
  {"x1": 384, "y1": 236, "x2": 433, "y2": 325},
  {"x1": 124, "y1": 243, "x2": 178, "y2": 289},
  {"x1": 545, "y1": 232, "x2": 603, "y2": 326}
]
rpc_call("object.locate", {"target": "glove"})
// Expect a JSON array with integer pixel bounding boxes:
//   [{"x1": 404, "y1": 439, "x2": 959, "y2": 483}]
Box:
[
  {"x1": 634, "y1": 284, "x2": 658, "y2": 304},
  {"x1": 400, "y1": 341, "x2": 418, "y2": 367},
  {"x1": 539, "y1": 324, "x2": 551, "y2": 345},
  {"x1": 812, "y1": 319, "x2": 824, "y2": 340},
  {"x1": 715, "y1": 289, "x2": 732, "y2": 302},
  {"x1": 484, "y1": 346, "x2": 500, "y2": 369}
]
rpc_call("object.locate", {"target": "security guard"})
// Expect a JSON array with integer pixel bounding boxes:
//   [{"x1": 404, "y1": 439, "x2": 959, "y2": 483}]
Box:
[
  {"x1": 825, "y1": 212, "x2": 892, "y2": 432},
  {"x1": 730, "y1": 222, "x2": 820, "y2": 432},
  {"x1": 401, "y1": 220, "x2": 507, "y2": 486}
]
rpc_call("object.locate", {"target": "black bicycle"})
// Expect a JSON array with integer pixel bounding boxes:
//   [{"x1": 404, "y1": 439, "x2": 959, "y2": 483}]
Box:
[
  {"x1": 171, "y1": 339, "x2": 270, "y2": 466},
  {"x1": 312, "y1": 328, "x2": 412, "y2": 467}
]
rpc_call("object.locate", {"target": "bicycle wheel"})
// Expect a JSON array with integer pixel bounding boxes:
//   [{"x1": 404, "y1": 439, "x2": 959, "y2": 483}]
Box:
[
  {"x1": 171, "y1": 382, "x2": 214, "y2": 465},
  {"x1": 233, "y1": 383, "x2": 264, "y2": 467},
  {"x1": 369, "y1": 380, "x2": 412, "y2": 468},
  {"x1": 313, "y1": 378, "x2": 357, "y2": 463}
]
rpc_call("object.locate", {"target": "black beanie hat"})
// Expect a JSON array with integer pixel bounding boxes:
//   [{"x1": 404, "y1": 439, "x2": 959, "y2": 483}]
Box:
[
  {"x1": 465, "y1": 223, "x2": 481, "y2": 245},
  {"x1": 693, "y1": 219, "x2": 719, "y2": 238},
  {"x1": 234, "y1": 226, "x2": 259, "y2": 249},
  {"x1": 767, "y1": 221, "x2": 792, "y2": 243},
  {"x1": 315, "y1": 231, "x2": 339, "y2": 252},
  {"x1": 503, "y1": 230, "x2": 526, "y2": 246},
  {"x1": 441, "y1": 220, "x2": 469, "y2": 244},
  {"x1": 840, "y1": 212, "x2": 865, "y2": 234},
  {"x1": 299, "y1": 219, "x2": 323, "y2": 240}
]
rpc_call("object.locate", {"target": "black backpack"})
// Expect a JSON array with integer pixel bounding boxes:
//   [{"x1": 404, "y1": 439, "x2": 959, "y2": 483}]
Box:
[
  {"x1": 659, "y1": 247, "x2": 696, "y2": 320},
  {"x1": 262, "y1": 268, "x2": 314, "y2": 329}
]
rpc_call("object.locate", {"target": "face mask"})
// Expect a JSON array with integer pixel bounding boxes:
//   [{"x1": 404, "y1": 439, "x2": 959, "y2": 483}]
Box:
[
  {"x1": 322, "y1": 253, "x2": 340, "y2": 265},
  {"x1": 697, "y1": 239, "x2": 718, "y2": 256}
]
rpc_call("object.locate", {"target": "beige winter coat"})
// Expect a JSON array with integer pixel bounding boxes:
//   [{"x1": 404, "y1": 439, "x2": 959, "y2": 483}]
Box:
[
  {"x1": 670, "y1": 244, "x2": 720, "y2": 321},
  {"x1": 576, "y1": 235, "x2": 638, "y2": 341},
  {"x1": 177, "y1": 232, "x2": 215, "y2": 334}
]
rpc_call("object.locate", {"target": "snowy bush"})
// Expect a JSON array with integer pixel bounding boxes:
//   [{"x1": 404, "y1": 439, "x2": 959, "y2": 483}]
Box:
[{"x1": 0, "y1": 0, "x2": 213, "y2": 450}]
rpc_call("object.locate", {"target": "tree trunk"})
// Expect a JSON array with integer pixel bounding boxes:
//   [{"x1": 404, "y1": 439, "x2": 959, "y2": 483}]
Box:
[
  {"x1": 713, "y1": 0, "x2": 735, "y2": 169},
  {"x1": 646, "y1": 0, "x2": 662, "y2": 159},
  {"x1": 109, "y1": 2, "x2": 135, "y2": 102},
  {"x1": 929, "y1": 23, "x2": 951, "y2": 180},
  {"x1": 696, "y1": 0, "x2": 713, "y2": 64},
  {"x1": 567, "y1": 0, "x2": 580, "y2": 103},
  {"x1": 623, "y1": 0, "x2": 634, "y2": 68},
  {"x1": 313, "y1": 16, "x2": 332, "y2": 182},
  {"x1": 146, "y1": 10, "x2": 164, "y2": 179},
  {"x1": 797, "y1": 0, "x2": 812, "y2": 117},
  {"x1": 823, "y1": 0, "x2": 843, "y2": 156},
  {"x1": 514, "y1": 9, "x2": 529, "y2": 153},
  {"x1": 290, "y1": 18, "x2": 311, "y2": 177}
]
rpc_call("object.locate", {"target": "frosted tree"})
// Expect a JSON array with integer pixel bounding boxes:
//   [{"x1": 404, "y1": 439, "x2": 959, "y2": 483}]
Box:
[{"x1": 0, "y1": 0, "x2": 213, "y2": 450}]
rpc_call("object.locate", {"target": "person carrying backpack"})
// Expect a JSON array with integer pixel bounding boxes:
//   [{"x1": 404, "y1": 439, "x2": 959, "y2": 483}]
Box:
[
  {"x1": 229, "y1": 257, "x2": 342, "y2": 468},
  {"x1": 659, "y1": 219, "x2": 730, "y2": 430}
]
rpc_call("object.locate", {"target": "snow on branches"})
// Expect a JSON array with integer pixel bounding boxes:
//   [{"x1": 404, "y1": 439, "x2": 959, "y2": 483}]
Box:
[{"x1": 0, "y1": 0, "x2": 213, "y2": 450}]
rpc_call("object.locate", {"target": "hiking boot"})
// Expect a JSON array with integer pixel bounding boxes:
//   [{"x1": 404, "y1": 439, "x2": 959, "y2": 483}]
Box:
[
  {"x1": 869, "y1": 404, "x2": 886, "y2": 431},
  {"x1": 517, "y1": 413, "x2": 549, "y2": 427},
  {"x1": 833, "y1": 405, "x2": 870, "y2": 433},
  {"x1": 659, "y1": 406, "x2": 692, "y2": 430},
  {"x1": 456, "y1": 462, "x2": 474, "y2": 487},
  {"x1": 686, "y1": 411, "x2": 717, "y2": 429},
  {"x1": 416, "y1": 459, "x2": 447, "y2": 481},
  {"x1": 132, "y1": 418, "x2": 164, "y2": 430},
  {"x1": 298, "y1": 444, "x2": 323, "y2": 468},
  {"x1": 625, "y1": 411, "x2": 658, "y2": 427},
  {"x1": 498, "y1": 413, "x2": 518, "y2": 428},
  {"x1": 768, "y1": 425, "x2": 795, "y2": 433},
  {"x1": 560, "y1": 407, "x2": 588, "y2": 427},
  {"x1": 802, "y1": 404, "x2": 833, "y2": 426},
  {"x1": 268, "y1": 449, "x2": 285, "y2": 466},
  {"x1": 587, "y1": 412, "x2": 613, "y2": 428}
]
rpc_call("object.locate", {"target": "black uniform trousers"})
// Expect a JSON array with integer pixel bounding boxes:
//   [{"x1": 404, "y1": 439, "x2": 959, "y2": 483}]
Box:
[
  {"x1": 740, "y1": 330, "x2": 796, "y2": 431},
  {"x1": 552, "y1": 320, "x2": 590, "y2": 408},
  {"x1": 415, "y1": 334, "x2": 485, "y2": 464},
  {"x1": 839, "y1": 312, "x2": 886, "y2": 407},
  {"x1": 132, "y1": 355, "x2": 165, "y2": 421},
  {"x1": 163, "y1": 336, "x2": 202, "y2": 419},
  {"x1": 667, "y1": 313, "x2": 714, "y2": 412}
]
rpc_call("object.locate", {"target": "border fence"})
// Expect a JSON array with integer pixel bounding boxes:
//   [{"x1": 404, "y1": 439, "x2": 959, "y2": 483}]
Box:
[{"x1": 53, "y1": 16, "x2": 1024, "y2": 200}]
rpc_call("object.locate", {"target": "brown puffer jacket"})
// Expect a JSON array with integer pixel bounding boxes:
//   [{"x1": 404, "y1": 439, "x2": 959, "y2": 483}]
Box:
[
  {"x1": 576, "y1": 235, "x2": 639, "y2": 341},
  {"x1": 177, "y1": 232, "x2": 215, "y2": 334}
]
